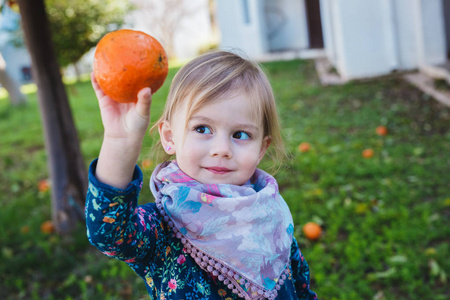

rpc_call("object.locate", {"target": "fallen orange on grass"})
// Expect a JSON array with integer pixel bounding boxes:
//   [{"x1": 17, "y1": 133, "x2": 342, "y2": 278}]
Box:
[
  {"x1": 38, "y1": 179, "x2": 50, "y2": 193},
  {"x1": 362, "y1": 148, "x2": 374, "y2": 158},
  {"x1": 302, "y1": 222, "x2": 322, "y2": 240},
  {"x1": 298, "y1": 142, "x2": 311, "y2": 153},
  {"x1": 142, "y1": 159, "x2": 154, "y2": 169},
  {"x1": 376, "y1": 126, "x2": 388, "y2": 136},
  {"x1": 40, "y1": 220, "x2": 55, "y2": 234},
  {"x1": 94, "y1": 29, "x2": 168, "y2": 103}
]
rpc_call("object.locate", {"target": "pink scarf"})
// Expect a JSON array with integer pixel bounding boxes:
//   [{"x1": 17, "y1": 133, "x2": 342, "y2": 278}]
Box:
[{"x1": 150, "y1": 161, "x2": 294, "y2": 300}]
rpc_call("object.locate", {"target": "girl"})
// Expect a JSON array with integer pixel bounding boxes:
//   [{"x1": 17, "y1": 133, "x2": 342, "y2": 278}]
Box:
[{"x1": 86, "y1": 50, "x2": 317, "y2": 300}]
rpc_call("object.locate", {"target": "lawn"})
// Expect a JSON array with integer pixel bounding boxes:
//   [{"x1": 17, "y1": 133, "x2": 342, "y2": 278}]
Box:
[{"x1": 0, "y1": 59, "x2": 449, "y2": 300}]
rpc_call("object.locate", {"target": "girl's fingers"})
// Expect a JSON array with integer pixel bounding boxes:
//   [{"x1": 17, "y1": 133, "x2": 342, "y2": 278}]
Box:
[
  {"x1": 91, "y1": 72, "x2": 106, "y2": 98},
  {"x1": 135, "y1": 87, "x2": 152, "y2": 119},
  {"x1": 90, "y1": 72, "x2": 100, "y2": 91},
  {"x1": 91, "y1": 72, "x2": 117, "y2": 111}
]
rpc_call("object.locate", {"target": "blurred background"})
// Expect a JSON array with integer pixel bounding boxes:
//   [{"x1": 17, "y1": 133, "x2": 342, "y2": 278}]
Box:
[{"x1": 0, "y1": 0, "x2": 449, "y2": 299}]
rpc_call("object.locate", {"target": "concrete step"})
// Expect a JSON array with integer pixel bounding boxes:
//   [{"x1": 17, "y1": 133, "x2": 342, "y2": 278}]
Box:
[
  {"x1": 419, "y1": 62, "x2": 450, "y2": 84},
  {"x1": 404, "y1": 72, "x2": 450, "y2": 107},
  {"x1": 314, "y1": 57, "x2": 347, "y2": 85}
]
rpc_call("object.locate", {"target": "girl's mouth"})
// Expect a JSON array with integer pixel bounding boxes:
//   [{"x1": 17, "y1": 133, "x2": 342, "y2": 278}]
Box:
[{"x1": 205, "y1": 167, "x2": 232, "y2": 174}]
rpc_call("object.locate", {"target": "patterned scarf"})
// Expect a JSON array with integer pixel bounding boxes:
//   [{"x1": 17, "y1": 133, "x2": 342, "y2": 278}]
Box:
[{"x1": 150, "y1": 161, "x2": 294, "y2": 300}]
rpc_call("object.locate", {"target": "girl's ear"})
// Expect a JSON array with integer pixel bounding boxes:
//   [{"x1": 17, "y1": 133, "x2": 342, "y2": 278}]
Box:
[
  {"x1": 159, "y1": 121, "x2": 176, "y2": 155},
  {"x1": 257, "y1": 136, "x2": 271, "y2": 164}
]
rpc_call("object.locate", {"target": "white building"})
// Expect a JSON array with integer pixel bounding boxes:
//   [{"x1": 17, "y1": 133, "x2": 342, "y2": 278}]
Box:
[
  {"x1": 217, "y1": 0, "x2": 324, "y2": 61},
  {"x1": 0, "y1": 6, "x2": 32, "y2": 85},
  {"x1": 4, "y1": 0, "x2": 450, "y2": 86},
  {"x1": 216, "y1": 0, "x2": 450, "y2": 81},
  {"x1": 320, "y1": 0, "x2": 448, "y2": 80}
]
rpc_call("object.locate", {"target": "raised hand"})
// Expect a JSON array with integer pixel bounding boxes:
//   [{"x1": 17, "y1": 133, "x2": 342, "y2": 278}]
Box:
[
  {"x1": 91, "y1": 72, "x2": 153, "y2": 189},
  {"x1": 91, "y1": 72, "x2": 152, "y2": 142}
]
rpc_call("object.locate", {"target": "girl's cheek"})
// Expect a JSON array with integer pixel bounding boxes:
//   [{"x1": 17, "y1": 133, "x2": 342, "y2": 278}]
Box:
[{"x1": 185, "y1": 138, "x2": 207, "y2": 152}]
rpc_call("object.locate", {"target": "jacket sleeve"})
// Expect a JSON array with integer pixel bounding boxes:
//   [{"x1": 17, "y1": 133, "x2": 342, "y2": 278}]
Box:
[
  {"x1": 291, "y1": 238, "x2": 318, "y2": 300},
  {"x1": 85, "y1": 159, "x2": 159, "y2": 263}
]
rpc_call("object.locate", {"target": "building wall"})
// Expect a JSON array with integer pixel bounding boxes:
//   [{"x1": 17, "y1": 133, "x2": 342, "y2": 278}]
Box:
[
  {"x1": 416, "y1": 0, "x2": 446, "y2": 65},
  {"x1": 393, "y1": 0, "x2": 418, "y2": 70},
  {"x1": 1, "y1": 42, "x2": 32, "y2": 84},
  {"x1": 0, "y1": 7, "x2": 32, "y2": 85},
  {"x1": 217, "y1": 0, "x2": 267, "y2": 58},
  {"x1": 217, "y1": 0, "x2": 310, "y2": 59},
  {"x1": 264, "y1": 0, "x2": 308, "y2": 52},
  {"x1": 320, "y1": 0, "x2": 395, "y2": 79},
  {"x1": 319, "y1": 0, "x2": 336, "y2": 64},
  {"x1": 320, "y1": 0, "x2": 447, "y2": 80}
]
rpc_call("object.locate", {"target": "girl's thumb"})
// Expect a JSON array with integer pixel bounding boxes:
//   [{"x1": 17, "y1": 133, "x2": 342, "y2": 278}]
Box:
[{"x1": 136, "y1": 87, "x2": 152, "y2": 118}]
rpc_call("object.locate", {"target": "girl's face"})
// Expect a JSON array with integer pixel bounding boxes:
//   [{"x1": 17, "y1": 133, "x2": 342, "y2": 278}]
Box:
[{"x1": 160, "y1": 94, "x2": 270, "y2": 185}]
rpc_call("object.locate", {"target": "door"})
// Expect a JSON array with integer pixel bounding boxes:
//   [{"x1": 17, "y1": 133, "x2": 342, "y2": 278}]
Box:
[
  {"x1": 305, "y1": 0, "x2": 324, "y2": 48},
  {"x1": 444, "y1": 0, "x2": 450, "y2": 58}
]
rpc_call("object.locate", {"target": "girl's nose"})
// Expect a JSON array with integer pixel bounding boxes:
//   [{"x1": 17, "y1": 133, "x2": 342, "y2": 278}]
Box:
[{"x1": 209, "y1": 135, "x2": 232, "y2": 158}]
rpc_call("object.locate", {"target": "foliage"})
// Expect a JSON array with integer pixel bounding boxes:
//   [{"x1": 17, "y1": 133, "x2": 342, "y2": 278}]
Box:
[
  {"x1": 45, "y1": 0, "x2": 130, "y2": 67},
  {"x1": 0, "y1": 60, "x2": 449, "y2": 299}
]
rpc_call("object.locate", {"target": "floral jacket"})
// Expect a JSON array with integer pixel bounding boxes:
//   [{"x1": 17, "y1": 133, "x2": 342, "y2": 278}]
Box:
[{"x1": 85, "y1": 160, "x2": 318, "y2": 300}]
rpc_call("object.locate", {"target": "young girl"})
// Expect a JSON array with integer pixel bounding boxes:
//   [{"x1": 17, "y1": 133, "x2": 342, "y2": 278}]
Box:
[{"x1": 86, "y1": 50, "x2": 317, "y2": 300}]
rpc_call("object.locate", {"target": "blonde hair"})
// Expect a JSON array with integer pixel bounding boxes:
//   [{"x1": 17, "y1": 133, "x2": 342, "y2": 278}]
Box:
[{"x1": 151, "y1": 50, "x2": 286, "y2": 173}]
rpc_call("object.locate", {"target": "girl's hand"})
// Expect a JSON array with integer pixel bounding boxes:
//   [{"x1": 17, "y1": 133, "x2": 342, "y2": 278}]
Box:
[
  {"x1": 91, "y1": 72, "x2": 152, "y2": 142},
  {"x1": 91, "y1": 72, "x2": 152, "y2": 189}
]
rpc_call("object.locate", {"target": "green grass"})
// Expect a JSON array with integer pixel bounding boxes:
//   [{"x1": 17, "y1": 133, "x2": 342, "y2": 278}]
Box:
[{"x1": 1, "y1": 60, "x2": 449, "y2": 299}]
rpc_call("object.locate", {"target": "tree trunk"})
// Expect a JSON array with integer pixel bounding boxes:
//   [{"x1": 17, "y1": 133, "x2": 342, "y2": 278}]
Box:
[
  {"x1": 17, "y1": 0, "x2": 87, "y2": 234},
  {"x1": 0, "y1": 51, "x2": 26, "y2": 106}
]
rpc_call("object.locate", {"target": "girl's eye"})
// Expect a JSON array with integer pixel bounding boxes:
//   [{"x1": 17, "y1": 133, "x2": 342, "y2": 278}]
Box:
[
  {"x1": 195, "y1": 125, "x2": 211, "y2": 134},
  {"x1": 233, "y1": 131, "x2": 250, "y2": 140}
]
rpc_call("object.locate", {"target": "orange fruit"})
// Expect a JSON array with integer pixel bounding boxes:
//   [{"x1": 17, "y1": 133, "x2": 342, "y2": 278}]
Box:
[
  {"x1": 362, "y1": 148, "x2": 374, "y2": 158},
  {"x1": 302, "y1": 222, "x2": 322, "y2": 240},
  {"x1": 376, "y1": 126, "x2": 388, "y2": 136},
  {"x1": 142, "y1": 159, "x2": 153, "y2": 169},
  {"x1": 38, "y1": 179, "x2": 50, "y2": 192},
  {"x1": 94, "y1": 29, "x2": 168, "y2": 103},
  {"x1": 298, "y1": 142, "x2": 311, "y2": 153},
  {"x1": 40, "y1": 220, "x2": 55, "y2": 234}
]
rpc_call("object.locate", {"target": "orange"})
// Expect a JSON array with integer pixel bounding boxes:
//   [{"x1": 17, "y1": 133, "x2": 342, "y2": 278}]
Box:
[
  {"x1": 302, "y1": 222, "x2": 322, "y2": 240},
  {"x1": 40, "y1": 220, "x2": 55, "y2": 234},
  {"x1": 94, "y1": 29, "x2": 168, "y2": 103},
  {"x1": 142, "y1": 159, "x2": 154, "y2": 169},
  {"x1": 362, "y1": 148, "x2": 374, "y2": 158},
  {"x1": 38, "y1": 179, "x2": 50, "y2": 193},
  {"x1": 376, "y1": 125, "x2": 388, "y2": 136},
  {"x1": 298, "y1": 142, "x2": 311, "y2": 153}
]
